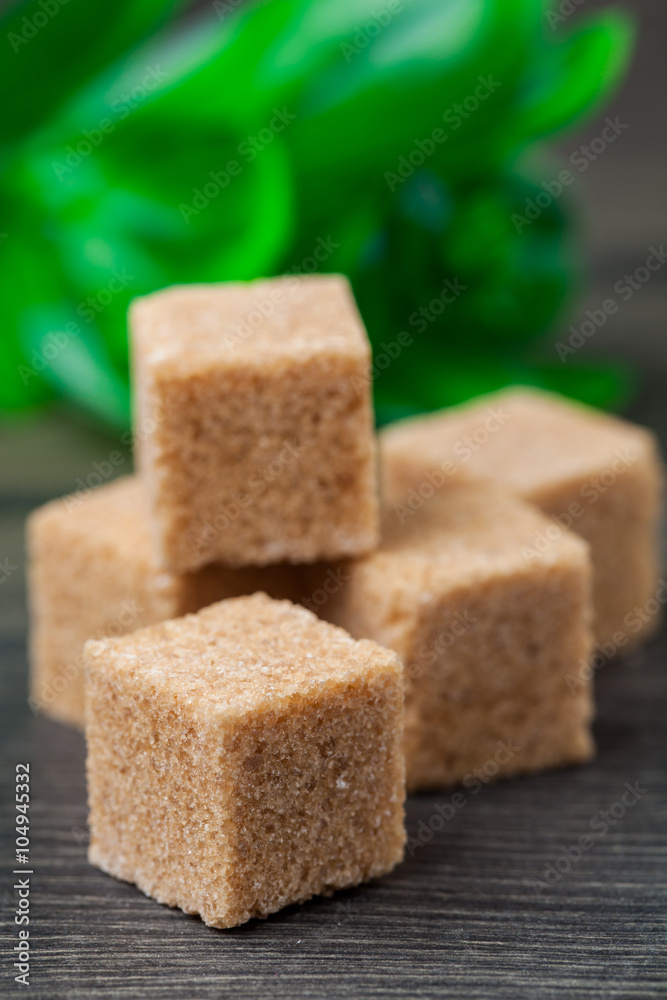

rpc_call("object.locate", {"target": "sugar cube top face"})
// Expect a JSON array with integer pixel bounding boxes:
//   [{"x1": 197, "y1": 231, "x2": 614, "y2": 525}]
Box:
[
  {"x1": 27, "y1": 476, "x2": 302, "y2": 727},
  {"x1": 380, "y1": 388, "x2": 664, "y2": 645},
  {"x1": 88, "y1": 592, "x2": 398, "y2": 717},
  {"x1": 379, "y1": 474, "x2": 588, "y2": 588},
  {"x1": 131, "y1": 275, "x2": 379, "y2": 572},
  {"x1": 132, "y1": 276, "x2": 371, "y2": 374},
  {"x1": 85, "y1": 594, "x2": 405, "y2": 928},
  {"x1": 304, "y1": 479, "x2": 594, "y2": 792},
  {"x1": 381, "y1": 387, "x2": 659, "y2": 498},
  {"x1": 28, "y1": 474, "x2": 155, "y2": 570}
]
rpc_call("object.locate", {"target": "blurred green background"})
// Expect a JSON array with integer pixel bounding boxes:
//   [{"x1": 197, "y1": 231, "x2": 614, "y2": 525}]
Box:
[{"x1": 0, "y1": 0, "x2": 635, "y2": 428}]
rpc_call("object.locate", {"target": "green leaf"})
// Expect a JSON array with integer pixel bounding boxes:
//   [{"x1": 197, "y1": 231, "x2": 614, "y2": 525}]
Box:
[
  {"x1": 508, "y1": 10, "x2": 635, "y2": 144},
  {"x1": 531, "y1": 360, "x2": 634, "y2": 411},
  {"x1": 0, "y1": 0, "x2": 186, "y2": 148},
  {"x1": 0, "y1": 0, "x2": 637, "y2": 423},
  {"x1": 19, "y1": 303, "x2": 131, "y2": 427}
]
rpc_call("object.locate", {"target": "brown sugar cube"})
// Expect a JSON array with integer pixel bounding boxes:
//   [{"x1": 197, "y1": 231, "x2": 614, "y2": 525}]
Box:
[
  {"x1": 130, "y1": 275, "x2": 379, "y2": 572},
  {"x1": 380, "y1": 388, "x2": 664, "y2": 647},
  {"x1": 301, "y1": 479, "x2": 595, "y2": 793},
  {"x1": 84, "y1": 593, "x2": 405, "y2": 929},
  {"x1": 27, "y1": 476, "x2": 301, "y2": 728}
]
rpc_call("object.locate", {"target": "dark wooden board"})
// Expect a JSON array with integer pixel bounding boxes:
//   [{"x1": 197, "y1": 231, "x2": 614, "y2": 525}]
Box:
[{"x1": 1, "y1": 589, "x2": 666, "y2": 1000}]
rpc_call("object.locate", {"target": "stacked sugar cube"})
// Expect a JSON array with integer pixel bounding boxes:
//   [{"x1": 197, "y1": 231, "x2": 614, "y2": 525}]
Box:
[{"x1": 27, "y1": 275, "x2": 664, "y2": 928}]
